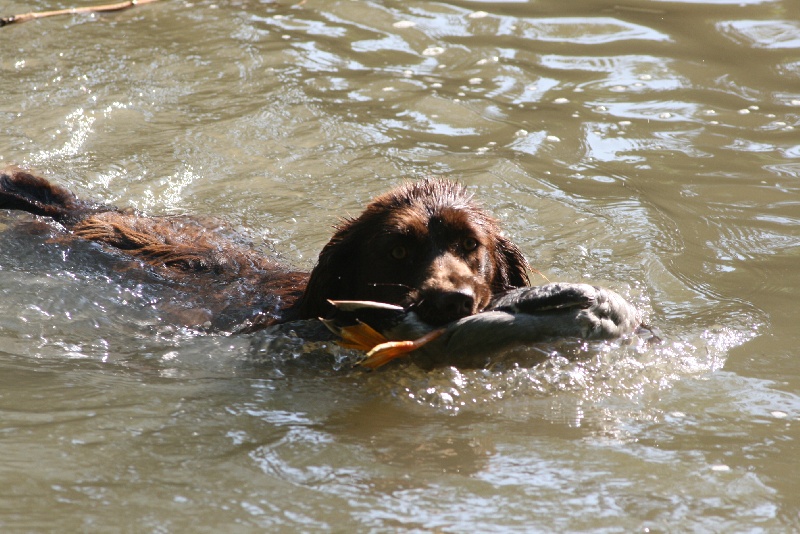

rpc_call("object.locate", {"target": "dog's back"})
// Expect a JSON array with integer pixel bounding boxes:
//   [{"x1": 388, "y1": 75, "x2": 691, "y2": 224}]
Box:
[{"x1": 0, "y1": 169, "x2": 308, "y2": 330}]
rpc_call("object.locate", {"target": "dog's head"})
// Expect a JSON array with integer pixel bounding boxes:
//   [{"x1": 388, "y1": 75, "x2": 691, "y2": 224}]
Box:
[{"x1": 296, "y1": 178, "x2": 530, "y2": 325}]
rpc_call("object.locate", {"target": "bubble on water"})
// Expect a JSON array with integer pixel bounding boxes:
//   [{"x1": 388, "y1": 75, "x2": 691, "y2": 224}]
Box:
[
  {"x1": 422, "y1": 46, "x2": 446, "y2": 56},
  {"x1": 553, "y1": 97, "x2": 570, "y2": 104},
  {"x1": 468, "y1": 78, "x2": 483, "y2": 85},
  {"x1": 546, "y1": 135, "x2": 561, "y2": 142},
  {"x1": 738, "y1": 108, "x2": 750, "y2": 115}
]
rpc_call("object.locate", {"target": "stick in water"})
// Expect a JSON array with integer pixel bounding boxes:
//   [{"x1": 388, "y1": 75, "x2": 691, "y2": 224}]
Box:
[{"x1": 1, "y1": 0, "x2": 162, "y2": 27}]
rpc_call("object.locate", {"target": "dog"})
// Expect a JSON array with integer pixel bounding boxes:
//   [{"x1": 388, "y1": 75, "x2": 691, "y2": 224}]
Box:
[{"x1": 0, "y1": 170, "x2": 530, "y2": 331}]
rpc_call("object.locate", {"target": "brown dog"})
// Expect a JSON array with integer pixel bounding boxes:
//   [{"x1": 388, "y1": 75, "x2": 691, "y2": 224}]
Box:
[{"x1": 0, "y1": 170, "x2": 530, "y2": 331}]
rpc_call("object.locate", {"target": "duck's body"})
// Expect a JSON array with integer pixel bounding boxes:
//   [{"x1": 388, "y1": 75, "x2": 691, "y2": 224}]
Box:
[{"x1": 325, "y1": 283, "x2": 643, "y2": 368}]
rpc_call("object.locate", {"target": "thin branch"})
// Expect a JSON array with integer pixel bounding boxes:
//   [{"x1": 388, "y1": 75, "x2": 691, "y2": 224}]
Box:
[{"x1": 1, "y1": 0, "x2": 162, "y2": 27}]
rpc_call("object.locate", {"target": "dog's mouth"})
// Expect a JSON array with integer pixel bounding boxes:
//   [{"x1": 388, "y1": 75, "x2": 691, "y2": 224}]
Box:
[
  {"x1": 366, "y1": 284, "x2": 488, "y2": 326},
  {"x1": 407, "y1": 290, "x2": 483, "y2": 326}
]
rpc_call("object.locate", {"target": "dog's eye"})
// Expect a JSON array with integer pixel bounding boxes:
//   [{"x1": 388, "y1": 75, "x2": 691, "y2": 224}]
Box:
[
  {"x1": 462, "y1": 237, "x2": 479, "y2": 251},
  {"x1": 390, "y1": 246, "x2": 408, "y2": 260}
]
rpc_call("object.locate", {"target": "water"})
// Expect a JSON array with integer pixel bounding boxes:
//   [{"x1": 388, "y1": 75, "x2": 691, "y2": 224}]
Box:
[{"x1": 1, "y1": 0, "x2": 799, "y2": 530}]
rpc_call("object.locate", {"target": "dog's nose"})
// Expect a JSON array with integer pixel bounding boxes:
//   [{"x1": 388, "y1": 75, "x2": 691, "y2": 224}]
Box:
[{"x1": 418, "y1": 289, "x2": 476, "y2": 325}]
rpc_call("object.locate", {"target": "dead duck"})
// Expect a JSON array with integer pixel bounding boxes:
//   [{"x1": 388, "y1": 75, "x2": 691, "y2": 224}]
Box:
[{"x1": 323, "y1": 282, "x2": 643, "y2": 369}]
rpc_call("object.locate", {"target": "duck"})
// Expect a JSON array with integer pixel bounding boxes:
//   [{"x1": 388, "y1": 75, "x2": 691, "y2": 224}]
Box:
[{"x1": 323, "y1": 283, "x2": 643, "y2": 369}]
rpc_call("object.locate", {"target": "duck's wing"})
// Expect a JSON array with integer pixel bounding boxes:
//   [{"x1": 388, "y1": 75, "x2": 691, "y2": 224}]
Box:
[
  {"x1": 489, "y1": 284, "x2": 640, "y2": 340},
  {"x1": 488, "y1": 283, "x2": 596, "y2": 314}
]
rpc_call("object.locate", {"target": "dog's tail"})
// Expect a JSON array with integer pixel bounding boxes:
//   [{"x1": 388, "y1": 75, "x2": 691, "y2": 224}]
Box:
[{"x1": 0, "y1": 169, "x2": 112, "y2": 226}]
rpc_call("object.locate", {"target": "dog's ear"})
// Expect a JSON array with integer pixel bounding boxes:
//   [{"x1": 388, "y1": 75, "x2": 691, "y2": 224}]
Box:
[
  {"x1": 492, "y1": 234, "x2": 530, "y2": 291},
  {"x1": 292, "y1": 218, "x2": 363, "y2": 319}
]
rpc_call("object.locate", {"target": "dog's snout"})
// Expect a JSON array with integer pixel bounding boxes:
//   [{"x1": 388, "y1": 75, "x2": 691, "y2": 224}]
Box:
[
  {"x1": 440, "y1": 290, "x2": 475, "y2": 317},
  {"x1": 416, "y1": 288, "x2": 476, "y2": 325}
]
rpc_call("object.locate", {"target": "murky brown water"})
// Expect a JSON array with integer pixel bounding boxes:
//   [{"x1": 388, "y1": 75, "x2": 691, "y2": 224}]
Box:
[{"x1": 1, "y1": 0, "x2": 799, "y2": 530}]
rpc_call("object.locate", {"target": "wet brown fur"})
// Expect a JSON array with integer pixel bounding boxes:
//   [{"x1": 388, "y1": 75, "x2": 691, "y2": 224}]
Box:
[{"x1": 0, "y1": 169, "x2": 530, "y2": 331}]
